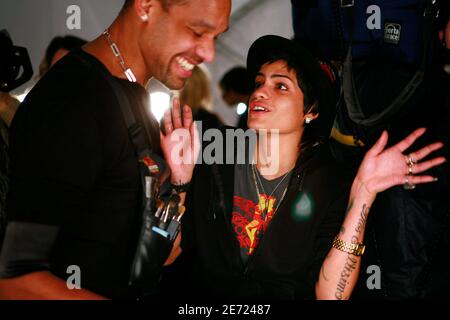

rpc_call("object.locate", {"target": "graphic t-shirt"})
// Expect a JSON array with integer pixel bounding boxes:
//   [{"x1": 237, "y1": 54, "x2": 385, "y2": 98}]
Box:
[{"x1": 232, "y1": 164, "x2": 293, "y2": 265}]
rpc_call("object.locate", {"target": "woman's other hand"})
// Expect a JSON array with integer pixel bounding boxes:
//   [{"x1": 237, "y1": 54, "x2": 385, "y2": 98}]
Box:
[{"x1": 355, "y1": 128, "x2": 446, "y2": 196}]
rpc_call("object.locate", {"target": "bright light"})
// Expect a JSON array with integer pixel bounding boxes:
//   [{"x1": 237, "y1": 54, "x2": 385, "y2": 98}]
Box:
[
  {"x1": 237, "y1": 103, "x2": 247, "y2": 115},
  {"x1": 15, "y1": 93, "x2": 27, "y2": 103},
  {"x1": 150, "y1": 91, "x2": 171, "y2": 122},
  {"x1": 14, "y1": 88, "x2": 31, "y2": 103},
  {"x1": 445, "y1": 64, "x2": 450, "y2": 75}
]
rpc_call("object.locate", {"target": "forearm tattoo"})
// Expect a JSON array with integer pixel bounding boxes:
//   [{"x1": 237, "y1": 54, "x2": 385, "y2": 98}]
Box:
[{"x1": 334, "y1": 203, "x2": 370, "y2": 299}]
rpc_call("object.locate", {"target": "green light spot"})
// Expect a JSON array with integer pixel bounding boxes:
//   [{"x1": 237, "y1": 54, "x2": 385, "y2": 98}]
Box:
[{"x1": 292, "y1": 192, "x2": 314, "y2": 222}]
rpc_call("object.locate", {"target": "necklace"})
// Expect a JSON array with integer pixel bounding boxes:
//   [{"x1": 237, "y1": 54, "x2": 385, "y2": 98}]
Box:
[
  {"x1": 103, "y1": 29, "x2": 137, "y2": 83},
  {"x1": 251, "y1": 164, "x2": 291, "y2": 221}
]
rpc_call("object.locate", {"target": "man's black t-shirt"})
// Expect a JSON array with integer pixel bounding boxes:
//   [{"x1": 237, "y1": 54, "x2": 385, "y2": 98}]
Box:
[{"x1": 3, "y1": 49, "x2": 160, "y2": 298}]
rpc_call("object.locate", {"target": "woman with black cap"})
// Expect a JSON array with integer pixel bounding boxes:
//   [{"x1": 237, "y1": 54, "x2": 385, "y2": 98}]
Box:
[{"x1": 160, "y1": 35, "x2": 446, "y2": 299}]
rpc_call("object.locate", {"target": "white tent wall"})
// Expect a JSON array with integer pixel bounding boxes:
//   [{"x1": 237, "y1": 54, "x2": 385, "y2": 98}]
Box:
[
  {"x1": 0, "y1": 0, "x2": 293, "y2": 125},
  {"x1": 0, "y1": 0, "x2": 123, "y2": 94},
  {"x1": 211, "y1": 0, "x2": 293, "y2": 125}
]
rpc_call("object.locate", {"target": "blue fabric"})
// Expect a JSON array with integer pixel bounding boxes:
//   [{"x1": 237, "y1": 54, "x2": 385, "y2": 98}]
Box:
[{"x1": 292, "y1": 0, "x2": 428, "y2": 65}]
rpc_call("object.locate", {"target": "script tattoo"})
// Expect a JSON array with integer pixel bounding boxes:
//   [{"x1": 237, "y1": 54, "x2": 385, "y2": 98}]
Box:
[
  {"x1": 334, "y1": 254, "x2": 357, "y2": 300},
  {"x1": 355, "y1": 204, "x2": 369, "y2": 234},
  {"x1": 334, "y1": 203, "x2": 369, "y2": 299}
]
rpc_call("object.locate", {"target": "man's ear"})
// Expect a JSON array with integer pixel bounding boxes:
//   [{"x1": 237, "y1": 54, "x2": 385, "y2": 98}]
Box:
[{"x1": 133, "y1": 0, "x2": 154, "y2": 21}]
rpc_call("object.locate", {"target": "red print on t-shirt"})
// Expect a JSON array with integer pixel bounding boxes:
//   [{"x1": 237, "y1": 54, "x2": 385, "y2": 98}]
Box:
[{"x1": 232, "y1": 194, "x2": 277, "y2": 255}]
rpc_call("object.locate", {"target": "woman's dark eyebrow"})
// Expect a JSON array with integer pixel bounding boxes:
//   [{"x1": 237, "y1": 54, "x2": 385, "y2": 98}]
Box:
[
  {"x1": 255, "y1": 72, "x2": 293, "y2": 83},
  {"x1": 270, "y1": 74, "x2": 293, "y2": 82}
]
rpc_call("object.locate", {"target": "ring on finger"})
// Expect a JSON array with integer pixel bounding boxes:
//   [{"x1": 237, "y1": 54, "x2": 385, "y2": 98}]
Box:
[
  {"x1": 407, "y1": 154, "x2": 417, "y2": 166},
  {"x1": 403, "y1": 175, "x2": 416, "y2": 190},
  {"x1": 407, "y1": 164, "x2": 414, "y2": 176}
]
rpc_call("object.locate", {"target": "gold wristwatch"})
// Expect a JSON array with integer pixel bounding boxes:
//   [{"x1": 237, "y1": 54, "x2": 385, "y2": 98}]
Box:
[{"x1": 332, "y1": 236, "x2": 366, "y2": 256}]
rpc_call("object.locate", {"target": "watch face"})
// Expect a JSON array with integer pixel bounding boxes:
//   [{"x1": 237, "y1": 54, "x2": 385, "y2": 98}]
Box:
[{"x1": 357, "y1": 245, "x2": 366, "y2": 256}]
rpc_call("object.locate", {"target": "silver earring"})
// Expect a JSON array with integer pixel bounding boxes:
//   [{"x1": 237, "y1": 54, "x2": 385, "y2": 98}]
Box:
[
  {"x1": 305, "y1": 117, "x2": 312, "y2": 124},
  {"x1": 140, "y1": 14, "x2": 148, "y2": 22}
]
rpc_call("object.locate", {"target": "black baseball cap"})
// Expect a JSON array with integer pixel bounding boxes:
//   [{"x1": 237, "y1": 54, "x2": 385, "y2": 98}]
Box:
[{"x1": 246, "y1": 35, "x2": 338, "y2": 139}]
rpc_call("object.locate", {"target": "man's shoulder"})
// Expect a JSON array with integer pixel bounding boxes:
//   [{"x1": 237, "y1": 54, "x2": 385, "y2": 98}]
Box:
[
  {"x1": 35, "y1": 51, "x2": 110, "y2": 97},
  {"x1": 17, "y1": 51, "x2": 117, "y2": 121}
]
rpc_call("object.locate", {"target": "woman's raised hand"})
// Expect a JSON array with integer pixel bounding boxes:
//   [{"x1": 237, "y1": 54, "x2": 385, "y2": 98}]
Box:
[
  {"x1": 355, "y1": 128, "x2": 446, "y2": 196},
  {"x1": 160, "y1": 98, "x2": 200, "y2": 185}
]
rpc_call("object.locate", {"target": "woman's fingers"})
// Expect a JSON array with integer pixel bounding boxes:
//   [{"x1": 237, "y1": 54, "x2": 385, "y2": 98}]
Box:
[
  {"x1": 191, "y1": 121, "x2": 201, "y2": 164},
  {"x1": 367, "y1": 130, "x2": 388, "y2": 157},
  {"x1": 400, "y1": 174, "x2": 437, "y2": 185},
  {"x1": 183, "y1": 104, "x2": 193, "y2": 129},
  {"x1": 408, "y1": 142, "x2": 444, "y2": 163},
  {"x1": 362, "y1": 128, "x2": 446, "y2": 193},
  {"x1": 382, "y1": 174, "x2": 436, "y2": 192},
  {"x1": 163, "y1": 108, "x2": 173, "y2": 134},
  {"x1": 393, "y1": 127, "x2": 426, "y2": 153},
  {"x1": 172, "y1": 98, "x2": 183, "y2": 129},
  {"x1": 163, "y1": 99, "x2": 192, "y2": 134},
  {"x1": 410, "y1": 157, "x2": 446, "y2": 174}
]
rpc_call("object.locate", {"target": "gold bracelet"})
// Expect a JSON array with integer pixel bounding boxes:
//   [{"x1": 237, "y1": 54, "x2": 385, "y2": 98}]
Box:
[{"x1": 332, "y1": 236, "x2": 366, "y2": 256}]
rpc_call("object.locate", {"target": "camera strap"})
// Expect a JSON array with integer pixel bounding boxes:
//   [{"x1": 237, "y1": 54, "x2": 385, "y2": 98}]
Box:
[
  {"x1": 75, "y1": 50, "x2": 164, "y2": 212},
  {"x1": 74, "y1": 50, "x2": 183, "y2": 298}
]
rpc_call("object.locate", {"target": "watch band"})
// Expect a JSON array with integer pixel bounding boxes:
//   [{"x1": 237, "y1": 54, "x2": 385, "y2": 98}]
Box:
[
  {"x1": 332, "y1": 236, "x2": 366, "y2": 256},
  {"x1": 170, "y1": 181, "x2": 192, "y2": 194}
]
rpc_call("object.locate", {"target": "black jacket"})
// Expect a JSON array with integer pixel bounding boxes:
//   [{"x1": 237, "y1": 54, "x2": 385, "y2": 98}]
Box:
[{"x1": 180, "y1": 133, "x2": 354, "y2": 300}]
